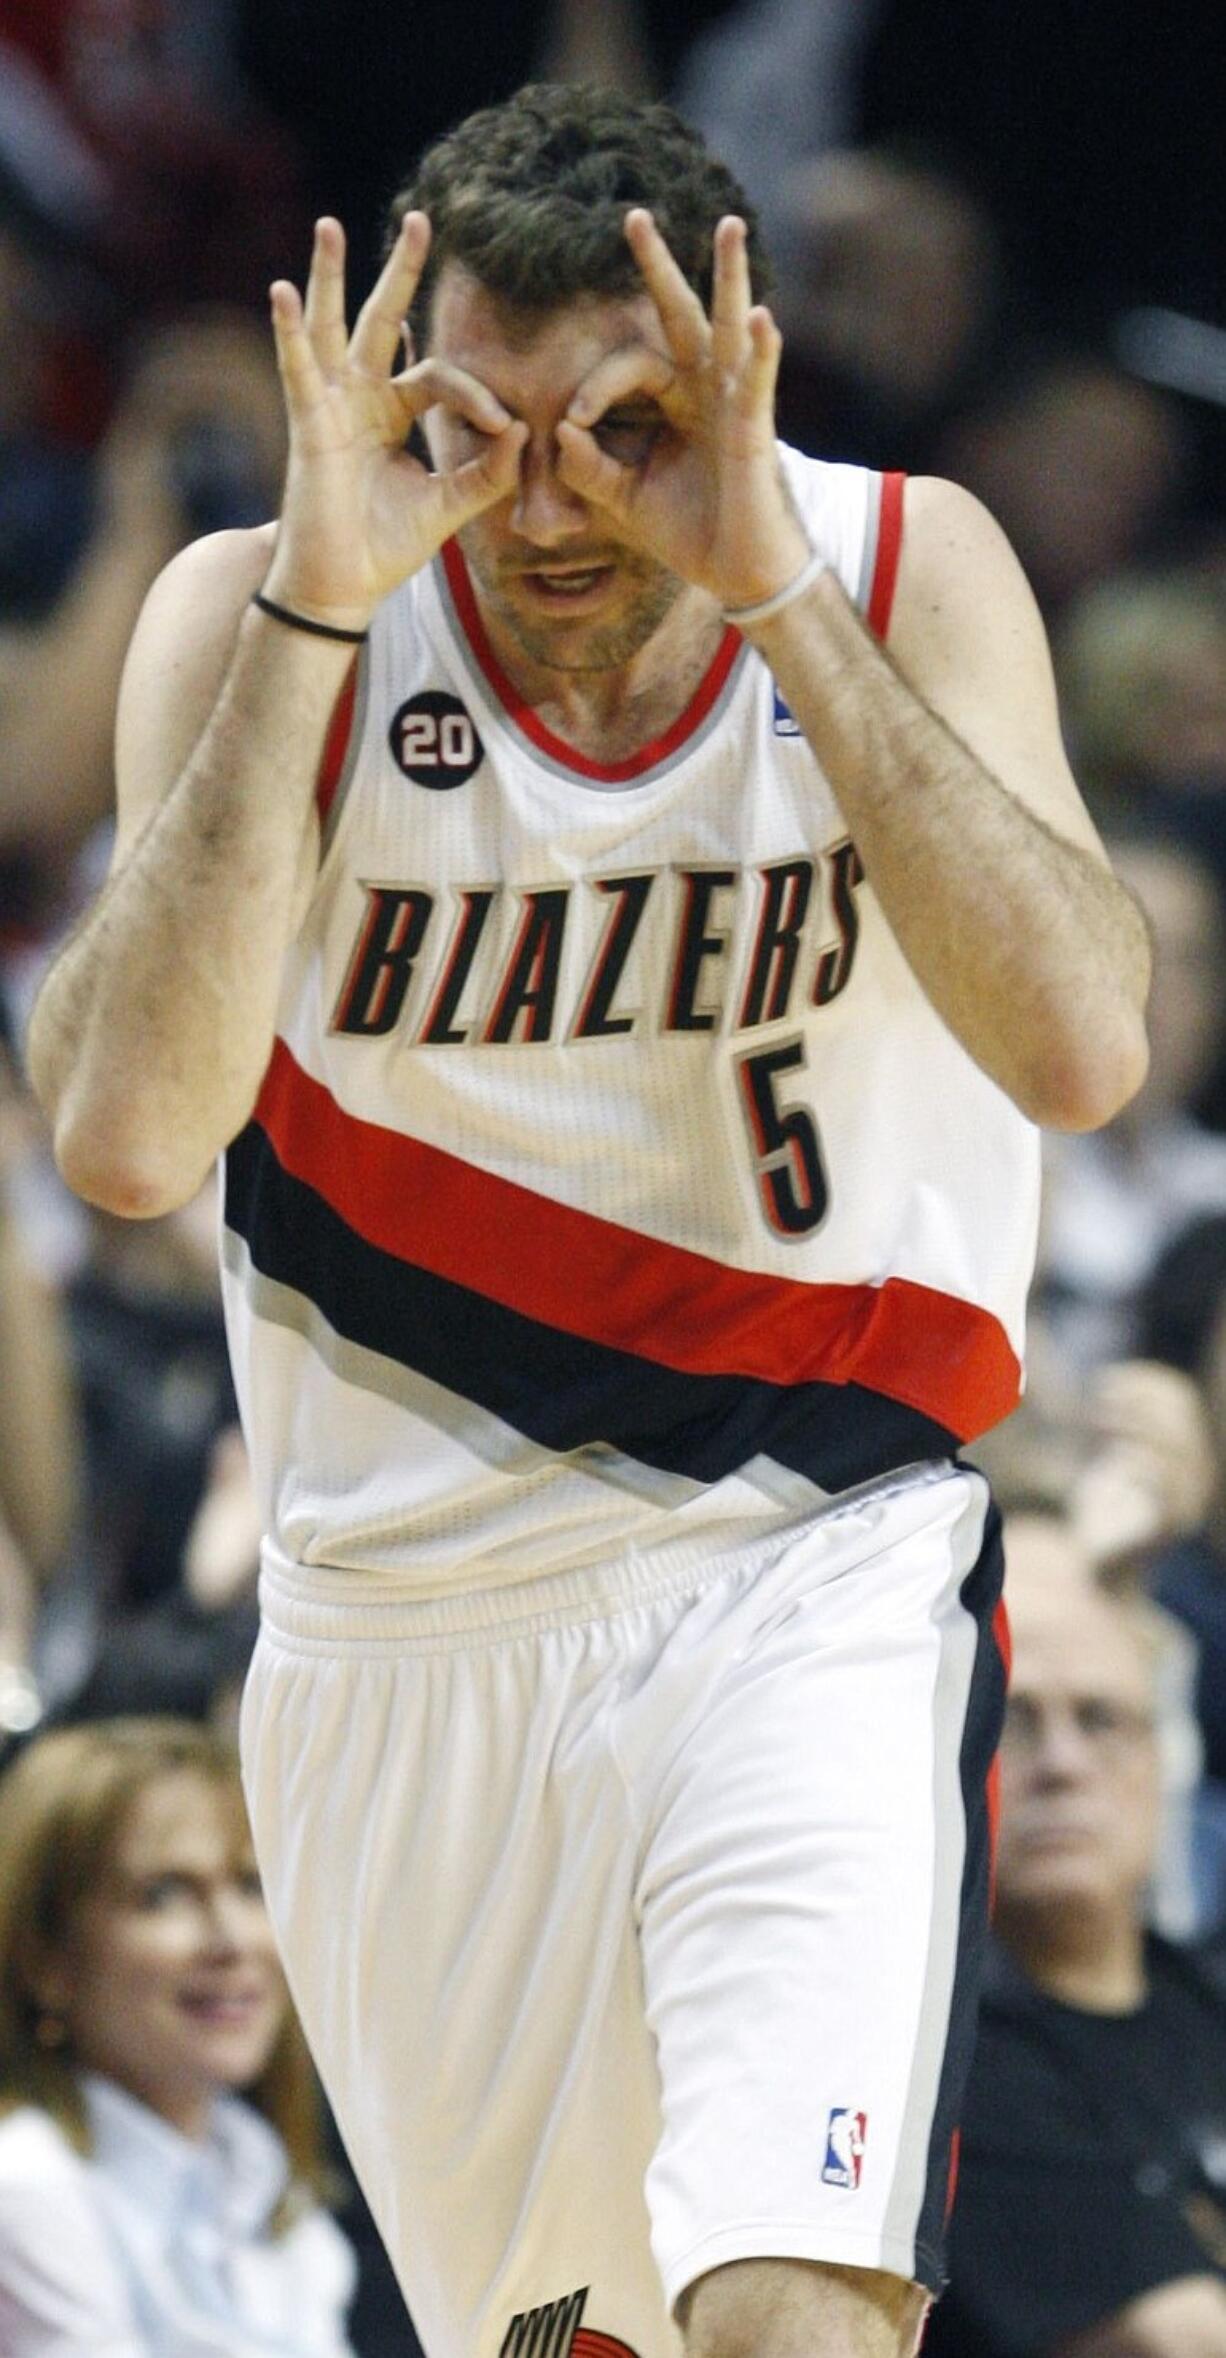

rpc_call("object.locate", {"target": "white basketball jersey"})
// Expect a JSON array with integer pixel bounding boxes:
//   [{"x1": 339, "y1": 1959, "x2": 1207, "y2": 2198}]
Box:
[{"x1": 222, "y1": 449, "x2": 1040, "y2": 1593}]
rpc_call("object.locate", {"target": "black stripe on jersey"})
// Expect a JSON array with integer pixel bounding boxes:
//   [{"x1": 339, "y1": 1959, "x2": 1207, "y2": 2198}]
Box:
[{"x1": 225, "y1": 1121, "x2": 957, "y2": 1493}]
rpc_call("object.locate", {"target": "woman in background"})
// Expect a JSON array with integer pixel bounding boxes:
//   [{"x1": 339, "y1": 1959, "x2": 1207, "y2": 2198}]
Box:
[{"x1": 0, "y1": 1715, "x2": 357, "y2": 2354}]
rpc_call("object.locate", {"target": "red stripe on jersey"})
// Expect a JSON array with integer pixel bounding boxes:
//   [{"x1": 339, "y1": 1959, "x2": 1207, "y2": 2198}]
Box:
[
  {"x1": 945, "y1": 2123, "x2": 962, "y2": 2221},
  {"x1": 441, "y1": 539, "x2": 741, "y2": 782},
  {"x1": 574, "y1": 2333, "x2": 640, "y2": 2358},
  {"x1": 316, "y1": 659, "x2": 358, "y2": 826},
  {"x1": 992, "y1": 1592, "x2": 1013, "y2": 1685},
  {"x1": 252, "y1": 1037, "x2": 1021, "y2": 1440},
  {"x1": 867, "y1": 470, "x2": 905, "y2": 641},
  {"x1": 987, "y1": 1595, "x2": 1012, "y2": 1910}
]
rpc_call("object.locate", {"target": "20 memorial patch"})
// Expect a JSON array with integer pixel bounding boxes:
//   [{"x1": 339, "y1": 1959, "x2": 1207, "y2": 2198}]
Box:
[{"x1": 390, "y1": 690, "x2": 484, "y2": 787}]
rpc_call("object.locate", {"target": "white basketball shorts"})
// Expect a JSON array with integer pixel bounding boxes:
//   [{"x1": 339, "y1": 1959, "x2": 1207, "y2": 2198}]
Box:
[{"x1": 240, "y1": 1460, "x2": 1006, "y2": 2358}]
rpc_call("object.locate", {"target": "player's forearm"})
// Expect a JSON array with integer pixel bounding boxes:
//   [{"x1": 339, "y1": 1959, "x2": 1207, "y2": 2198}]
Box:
[
  {"x1": 28, "y1": 607, "x2": 349, "y2": 1214},
  {"x1": 746, "y1": 573, "x2": 1150, "y2": 1130}
]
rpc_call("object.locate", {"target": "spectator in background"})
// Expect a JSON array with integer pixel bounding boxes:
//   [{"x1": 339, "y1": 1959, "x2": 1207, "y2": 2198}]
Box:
[
  {"x1": 32, "y1": 1173, "x2": 264, "y2": 1732},
  {"x1": 1037, "y1": 833, "x2": 1226, "y2": 1374},
  {"x1": 0, "y1": 215, "x2": 294, "y2": 1707},
  {"x1": 1055, "y1": 566, "x2": 1226, "y2": 897},
  {"x1": 0, "y1": 1021, "x2": 78, "y2": 1747},
  {"x1": 0, "y1": 18, "x2": 289, "y2": 958},
  {"x1": 1137, "y1": 1215, "x2": 1226, "y2": 1931},
  {"x1": 925, "y1": 1517, "x2": 1226, "y2": 2358},
  {"x1": 66, "y1": 1177, "x2": 246, "y2": 1619},
  {"x1": 676, "y1": 0, "x2": 879, "y2": 261},
  {"x1": 932, "y1": 354, "x2": 1189, "y2": 619},
  {"x1": 0, "y1": 174, "x2": 112, "y2": 637},
  {"x1": 977, "y1": 1366, "x2": 1214, "y2": 1941},
  {"x1": 0, "y1": 307, "x2": 287, "y2": 944},
  {"x1": 769, "y1": 144, "x2": 1008, "y2": 475},
  {"x1": 0, "y1": 0, "x2": 306, "y2": 317},
  {"x1": 0, "y1": 1715, "x2": 358, "y2": 2355}
]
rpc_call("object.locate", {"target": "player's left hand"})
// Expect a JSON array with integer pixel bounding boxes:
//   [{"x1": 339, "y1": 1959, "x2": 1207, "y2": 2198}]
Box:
[{"x1": 555, "y1": 210, "x2": 811, "y2": 610}]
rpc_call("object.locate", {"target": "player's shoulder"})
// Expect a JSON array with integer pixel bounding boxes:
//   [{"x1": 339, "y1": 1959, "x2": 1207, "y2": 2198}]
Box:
[
  {"x1": 119, "y1": 522, "x2": 276, "y2": 734},
  {"x1": 896, "y1": 474, "x2": 1022, "y2": 570},
  {"x1": 141, "y1": 521, "x2": 278, "y2": 640},
  {"x1": 113, "y1": 523, "x2": 281, "y2": 861}
]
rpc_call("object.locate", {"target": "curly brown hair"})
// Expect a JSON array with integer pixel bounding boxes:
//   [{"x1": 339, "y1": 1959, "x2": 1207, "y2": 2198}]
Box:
[{"x1": 389, "y1": 82, "x2": 772, "y2": 345}]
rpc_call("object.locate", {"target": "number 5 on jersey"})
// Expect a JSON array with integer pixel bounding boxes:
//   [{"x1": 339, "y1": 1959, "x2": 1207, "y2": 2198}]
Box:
[{"x1": 736, "y1": 1036, "x2": 829, "y2": 1237}]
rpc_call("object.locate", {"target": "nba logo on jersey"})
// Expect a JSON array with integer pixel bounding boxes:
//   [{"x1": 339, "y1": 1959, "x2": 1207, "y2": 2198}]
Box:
[
  {"x1": 772, "y1": 686, "x2": 802, "y2": 737},
  {"x1": 822, "y1": 2108, "x2": 868, "y2": 2189}
]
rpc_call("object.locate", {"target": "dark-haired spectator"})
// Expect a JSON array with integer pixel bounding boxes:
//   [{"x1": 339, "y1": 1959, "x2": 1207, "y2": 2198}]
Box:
[
  {"x1": 926, "y1": 1518, "x2": 1226, "y2": 2358},
  {"x1": 933, "y1": 355, "x2": 1189, "y2": 619},
  {"x1": 0, "y1": 1716, "x2": 358, "y2": 2354},
  {"x1": 771, "y1": 145, "x2": 1008, "y2": 476}
]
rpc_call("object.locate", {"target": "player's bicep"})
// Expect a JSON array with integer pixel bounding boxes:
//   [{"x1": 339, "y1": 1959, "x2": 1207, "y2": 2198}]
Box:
[
  {"x1": 885, "y1": 475, "x2": 1107, "y2": 862},
  {"x1": 111, "y1": 522, "x2": 279, "y2": 868}
]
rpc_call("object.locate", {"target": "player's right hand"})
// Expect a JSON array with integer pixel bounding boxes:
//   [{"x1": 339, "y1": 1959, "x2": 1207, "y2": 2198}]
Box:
[{"x1": 260, "y1": 214, "x2": 527, "y2": 630}]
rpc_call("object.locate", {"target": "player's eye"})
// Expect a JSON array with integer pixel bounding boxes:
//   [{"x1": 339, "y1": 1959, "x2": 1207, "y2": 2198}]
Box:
[{"x1": 593, "y1": 412, "x2": 662, "y2": 463}]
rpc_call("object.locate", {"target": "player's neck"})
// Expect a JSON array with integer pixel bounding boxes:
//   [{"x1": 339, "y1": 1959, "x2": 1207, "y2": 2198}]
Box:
[{"x1": 474, "y1": 580, "x2": 728, "y2": 765}]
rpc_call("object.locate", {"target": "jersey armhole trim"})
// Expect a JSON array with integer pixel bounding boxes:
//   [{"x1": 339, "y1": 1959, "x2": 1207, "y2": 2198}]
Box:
[{"x1": 866, "y1": 470, "x2": 906, "y2": 641}]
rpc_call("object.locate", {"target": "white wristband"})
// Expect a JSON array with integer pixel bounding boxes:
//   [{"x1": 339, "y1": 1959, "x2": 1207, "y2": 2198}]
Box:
[{"x1": 723, "y1": 548, "x2": 828, "y2": 627}]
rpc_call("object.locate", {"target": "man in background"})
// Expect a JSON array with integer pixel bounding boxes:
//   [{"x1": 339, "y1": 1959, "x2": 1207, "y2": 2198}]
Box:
[{"x1": 927, "y1": 1513, "x2": 1226, "y2": 2357}]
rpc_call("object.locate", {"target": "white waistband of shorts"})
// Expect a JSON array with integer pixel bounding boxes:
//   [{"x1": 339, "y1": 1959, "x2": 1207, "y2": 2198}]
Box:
[
  {"x1": 256, "y1": 1461, "x2": 959, "y2": 1655},
  {"x1": 257, "y1": 1528, "x2": 793, "y2": 1653}
]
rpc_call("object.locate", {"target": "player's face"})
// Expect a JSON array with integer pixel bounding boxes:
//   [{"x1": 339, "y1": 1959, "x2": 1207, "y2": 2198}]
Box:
[
  {"x1": 37, "y1": 1772, "x2": 286, "y2": 2139},
  {"x1": 423, "y1": 264, "x2": 686, "y2": 675}
]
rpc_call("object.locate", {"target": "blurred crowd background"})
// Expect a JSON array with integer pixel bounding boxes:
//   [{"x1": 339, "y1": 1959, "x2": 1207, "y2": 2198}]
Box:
[{"x1": 0, "y1": 1, "x2": 1222, "y2": 2352}]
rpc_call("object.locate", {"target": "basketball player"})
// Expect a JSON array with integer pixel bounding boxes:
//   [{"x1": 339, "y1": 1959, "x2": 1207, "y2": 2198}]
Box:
[{"x1": 27, "y1": 85, "x2": 1150, "y2": 2358}]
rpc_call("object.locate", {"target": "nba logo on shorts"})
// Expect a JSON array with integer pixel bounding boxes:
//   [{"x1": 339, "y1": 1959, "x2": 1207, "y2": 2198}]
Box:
[{"x1": 822, "y1": 2108, "x2": 868, "y2": 2189}]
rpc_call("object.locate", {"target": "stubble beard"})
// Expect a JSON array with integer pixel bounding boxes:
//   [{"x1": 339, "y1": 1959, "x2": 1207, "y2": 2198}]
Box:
[{"x1": 460, "y1": 538, "x2": 685, "y2": 674}]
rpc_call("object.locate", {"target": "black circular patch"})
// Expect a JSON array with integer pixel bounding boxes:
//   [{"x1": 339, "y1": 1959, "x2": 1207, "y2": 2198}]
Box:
[{"x1": 389, "y1": 691, "x2": 484, "y2": 789}]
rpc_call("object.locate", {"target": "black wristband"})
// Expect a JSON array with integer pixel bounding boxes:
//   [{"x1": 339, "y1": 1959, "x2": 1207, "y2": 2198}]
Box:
[{"x1": 252, "y1": 591, "x2": 368, "y2": 644}]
